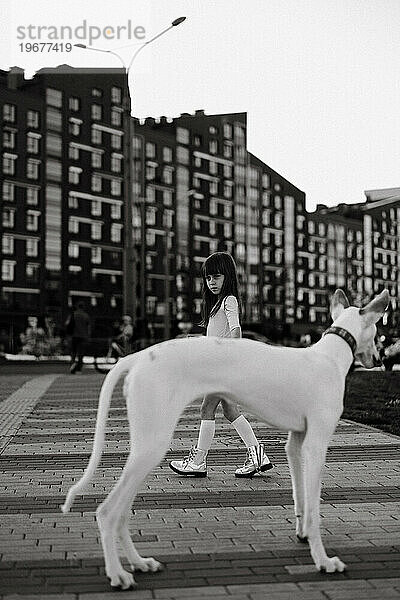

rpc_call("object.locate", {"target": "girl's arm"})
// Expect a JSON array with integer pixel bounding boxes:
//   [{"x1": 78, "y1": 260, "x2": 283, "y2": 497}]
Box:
[
  {"x1": 223, "y1": 296, "x2": 241, "y2": 338},
  {"x1": 230, "y1": 326, "x2": 242, "y2": 338}
]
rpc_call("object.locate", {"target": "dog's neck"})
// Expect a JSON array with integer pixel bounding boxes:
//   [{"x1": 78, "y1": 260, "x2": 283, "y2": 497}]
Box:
[
  {"x1": 314, "y1": 324, "x2": 356, "y2": 375},
  {"x1": 323, "y1": 326, "x2": 357, "y2": 356}
]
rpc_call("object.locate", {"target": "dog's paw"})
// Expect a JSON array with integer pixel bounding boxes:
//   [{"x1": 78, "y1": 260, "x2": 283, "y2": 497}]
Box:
[
  {"x1": 318, "y1": 556, "x2": 346, "y2": 573},
  {"x1": 134, "y1": 557, "x2": 163, "y2": 573},
  {"x1": 107, "y1": 568, "x2": 136, "y2": 589}
]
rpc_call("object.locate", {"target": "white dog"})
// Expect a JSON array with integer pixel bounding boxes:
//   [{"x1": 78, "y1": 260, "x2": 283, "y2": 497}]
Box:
[{"x1": 61, "y1": 289, "x2": 388, "y2": 589}]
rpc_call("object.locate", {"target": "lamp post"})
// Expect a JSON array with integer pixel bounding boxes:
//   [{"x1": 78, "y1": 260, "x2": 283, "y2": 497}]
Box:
[{"x1": 74, "y1": 16, "x2": 186, "y2": 323}]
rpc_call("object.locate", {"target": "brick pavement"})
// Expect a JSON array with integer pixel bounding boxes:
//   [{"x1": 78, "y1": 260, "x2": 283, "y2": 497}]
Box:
[{"x1": 0, "y1": 368, "x2": 399, "y2": 599}]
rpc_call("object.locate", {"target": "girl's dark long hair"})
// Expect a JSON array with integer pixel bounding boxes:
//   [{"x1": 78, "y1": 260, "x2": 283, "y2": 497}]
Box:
[{"x1": 199, "y1": 252, "x2": 241, "y2": 328}]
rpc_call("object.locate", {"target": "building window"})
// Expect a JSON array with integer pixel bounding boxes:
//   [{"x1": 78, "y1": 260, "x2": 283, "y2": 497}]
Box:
[
  {"x1": 91, "y1": 152, "x2": 102, "y2": 168},
  {"x1": 146, "y1": 165, "x2": 156, "y2": 180},
  {"x1": 46, "y1": 159, "x2": 61, "y2": 182},
  {"x1": 26, "y1": 188, "x2": 38, "y2": 205},
  {"x1": 111, "y1": 133, "x2": 122, "y2": 149},
  {"x1": 46, "y1": 88, "x2": 62, "y2": 108},
  {"x1": 223, "y1": 123, "x2": 233, "y2": 138},
  {"x1": 3, "y1": 181, "x2": 14, "y2": 201},
  {"x1": 193, "y1": 134, "x2": 202, "y2": 146},
  {"x1": 68, "y1": 195, "x2": 79, "y2": 209},
  {"x1": 46, "y1": 108, "x2": 62, "y2": 131},
  {"x1": 47, "y1": 133, "x2": 62, "y2": 157},
  {"x1": 163, "y1": 190, "x2": 172, "y2": 206},
  {"x1": 27, "y1": 211, "x2": 39, "y2": 231},
  {"x1": 111, "y1": 86, "x2": 122, "y2": 104},
  {"x1": 3, "y1": 130, "x2": 15, "y2": 148},
  {"x1": 163, "y1": 167, "x2": 173, "y2": 184},
  {"x1": 68, "y1": 242, "x2": 79, "y2": 258},
  {"x1": 27, "y1": 134, "x2": 40, "y2": 154},
  {"x1": 91, "y1": 199, "x2": 102, "y2": 216},
  {"x1": 146, "y1": 142, "x2": 156, "y2": 158},
  {"x1": 68, "y1": 146, "x2": 79, "y2": 160},
  {"x1": 91, "y1": 104, "x2": 102, "y2": 121},
  {"x1": 163, "y1": 146, "x2": 172, "y2": 162},
  {"x1": 209, "y1": 140, "x2": 218, "y2": 154},
  {"x1": 2, "y1": 235, "x2": 14, "y2": 254},
  {"x1": 92, "y1": 88, "x2": 103, "y2": 97},
  {"x1": 69, "y1": 167, "x2": 81, "y2": 184},
  {"x1": 210, "y1": 181, "x2": 218, "y2": 195},
  {"x1": 111, "y1": 154, "x2": 122, "y2": 172},
  {"x1": 177, "y1": 146, "x2": 189, "y2": 164},
  {"x1": 69, "y1": 119, "x2": 81, "y2": 136},
  {"x1": 27, "y1": 159, "x2": 40, "y2": 179},
  {"x1": 111, "y1": 180, "x2": 122, "y2": 196},
  {"x1": 274, "y1": 196, "x2": 282, "y2": 210},
  {"x1": 26, "y1": 263, "x2": 39, "y2": 282},
  {"x1": 111, "y1": 223, "x2": 122, "y2": 242},
  {"x1": 223, "y1": 143, "x2": 233, "y2": 158},
  {"x1": 3, "y1": 154, "x2": 16, "y2": 175},
  {"x1": 1, "y1": 260, "x2": 15, "y2": 281},
  {"x1": 91, "y1": 247, "x2": 102, "y2": 263},
  {"x1": 3, "y1": 104, "x2": 16, "y2": 122},
  {"x1": 176, "y1": 127, "x2": 189, "y2": 144},
  {"x1": 91, "y1": 128, "x2": 102, "y2": 144},
  {"x1": 27, "y1": 110, "x2": 39, "y2": 128},
  {"x1": 91, "y1": 222, "x2": 102, "y2": 240},
  {"x1": 26, "y1": 238, "x2": 39, "y2": 257},
  {"x1": 111, "y1": 203, "x2": 121, "y2": 219},
  {"x1": 224, "y1": 184, "x2": 232, "y2": 198},
  {"x1": 111, "y1": 108, "x2": 122, "y2": 126},
  {"x1": 146, "y1": 207, "x2": 156, "y2": 226},
  {"x1": 209, "y1": 161, "x2": 218, "y2": 175},
  {"x1": 69, "y1": 97, "x2": 80, "y2": 111},
  {"x1": 68, "y1": 218, "x2": 79, "y2": 234},
  {"x1": 91, "y1": 174, "x2": 102, "y2": 192}
]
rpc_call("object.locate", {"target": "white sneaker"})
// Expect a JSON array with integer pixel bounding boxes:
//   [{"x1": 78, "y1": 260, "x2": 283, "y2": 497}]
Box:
[
  {"x1": 169, "y1": 446, "x2": 207, "y2": 477},
  {"x1": 235, "y1": 444, "x2": 274, "y2": 478}
]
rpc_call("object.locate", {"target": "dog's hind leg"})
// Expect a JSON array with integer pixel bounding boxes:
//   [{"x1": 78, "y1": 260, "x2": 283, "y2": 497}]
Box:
[
  {"x1": 96, "y1": 446, "x2": 166, "y2": 589},
  {"x1": 301, "y1": 421, "x2": 346, "y2": 573},
  {"x1": 285, "y1": 430, "x2": 306, "y2": 541}
]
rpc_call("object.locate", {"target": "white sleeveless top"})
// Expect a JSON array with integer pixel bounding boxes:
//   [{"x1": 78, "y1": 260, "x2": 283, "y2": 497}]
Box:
[{"x1": 206, "y1": 295, "x2": 240, "y2": 338}]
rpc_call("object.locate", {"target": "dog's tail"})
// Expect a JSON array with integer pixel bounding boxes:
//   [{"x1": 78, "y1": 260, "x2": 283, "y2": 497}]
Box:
[{"x1": 60, "y1": 352, "x2": 138, "y2": 514}]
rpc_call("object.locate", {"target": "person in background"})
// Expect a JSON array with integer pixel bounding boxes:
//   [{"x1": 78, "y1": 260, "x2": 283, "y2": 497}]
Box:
[{"x1": 67, "y1": 301, "x2": 91, "y2": 374}]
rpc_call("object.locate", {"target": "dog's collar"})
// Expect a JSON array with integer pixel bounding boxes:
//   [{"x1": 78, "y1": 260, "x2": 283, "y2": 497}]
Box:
[{"x1": 323, "y1": 326, "x2": 357, "y2": 356}]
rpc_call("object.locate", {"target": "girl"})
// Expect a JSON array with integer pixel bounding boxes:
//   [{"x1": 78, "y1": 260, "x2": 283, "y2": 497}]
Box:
[{"x1": 169, "y1": 252, "x2": 273, "y2": 478}]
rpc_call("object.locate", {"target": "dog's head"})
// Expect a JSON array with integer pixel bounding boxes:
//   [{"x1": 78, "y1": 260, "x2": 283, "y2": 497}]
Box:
[{"x1": 330, "y1": 289, "x2": 389, "y2": 368}]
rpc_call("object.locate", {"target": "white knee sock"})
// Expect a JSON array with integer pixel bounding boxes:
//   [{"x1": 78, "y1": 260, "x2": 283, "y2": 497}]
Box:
[
  {"x1": 197, "y1": 419, "x2": 216, "y2": 452},
  {"x1": 231, "y1": 415, "x2": 258, "y2": 448}
]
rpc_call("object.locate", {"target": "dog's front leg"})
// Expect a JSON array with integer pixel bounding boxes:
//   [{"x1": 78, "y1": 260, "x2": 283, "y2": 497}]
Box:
[
  {"x1": 302, "y1": 425, "x2": 346, "y2": 573},
  {"x1": 96, "y1": 502, "x2": 136, "y2": 589},
  {"x1": 285, "y1": 431, "x2": 306, "y2": 540},
  {"x1": 117, "y1": 510, "x2": 162, "y2": 574}
]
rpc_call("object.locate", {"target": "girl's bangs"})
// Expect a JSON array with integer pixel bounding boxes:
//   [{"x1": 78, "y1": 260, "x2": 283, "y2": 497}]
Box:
[{"x1": 203, "y1": 253, "x2": 229, "y2": 277}]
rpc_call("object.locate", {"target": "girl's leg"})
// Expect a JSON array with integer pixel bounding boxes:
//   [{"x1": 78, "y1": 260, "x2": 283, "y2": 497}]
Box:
[
  {"x1": 169, "y1": 395, "x2": 220, "y2": 477},
  {"x1": 220, "y1": 399, "x2": 273, "y2": 477},
  {"x1": 197, "y1": 394, "x2": 220, "y2": 451}
]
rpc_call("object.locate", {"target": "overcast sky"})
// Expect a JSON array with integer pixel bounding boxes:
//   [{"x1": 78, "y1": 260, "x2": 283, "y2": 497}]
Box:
[{"x1": 1, "y1": 0, "x2": 400, "y2": 211}]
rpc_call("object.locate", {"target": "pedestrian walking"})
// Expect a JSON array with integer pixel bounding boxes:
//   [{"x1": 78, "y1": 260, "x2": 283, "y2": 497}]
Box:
[
  {"x1": 169, "y1": 251, "x2": 273, "y2": 478},
  {"x1": 66, "y1": 301, "x2": 91, "y2": 374}
]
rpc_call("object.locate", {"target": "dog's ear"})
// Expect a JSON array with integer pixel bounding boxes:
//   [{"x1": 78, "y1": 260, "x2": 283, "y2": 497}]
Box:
[
  {"x1": 330, "y1": 289, "x2": 350, "y2": 321},
  {"x1": 359, "y1": 289, "x2": 389, "y2": 324}
]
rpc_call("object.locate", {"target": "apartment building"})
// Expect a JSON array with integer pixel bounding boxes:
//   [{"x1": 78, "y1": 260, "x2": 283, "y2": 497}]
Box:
[{"x1": 1, "y1": 65, "x2": 127, "y2": 348}]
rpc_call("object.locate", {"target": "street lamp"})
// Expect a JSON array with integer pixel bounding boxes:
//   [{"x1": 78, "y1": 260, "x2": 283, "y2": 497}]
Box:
[{"x1": 74, "y1": 17, "x2": 186, "y2": 323}]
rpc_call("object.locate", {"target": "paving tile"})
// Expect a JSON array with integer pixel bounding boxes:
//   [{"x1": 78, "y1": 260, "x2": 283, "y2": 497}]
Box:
[{"x1": 0, "y1": 370, "x2": 399, "y2": 598}]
